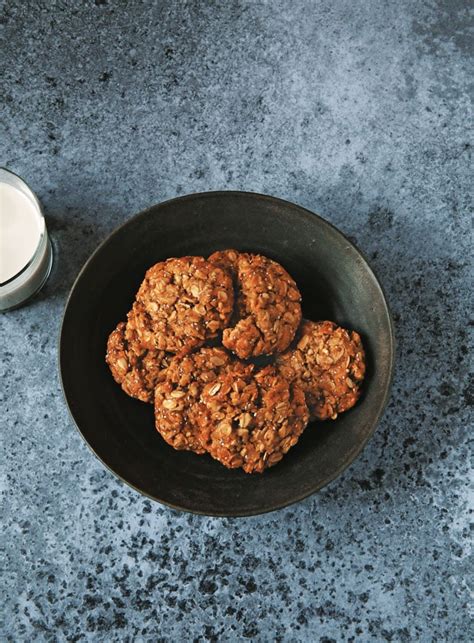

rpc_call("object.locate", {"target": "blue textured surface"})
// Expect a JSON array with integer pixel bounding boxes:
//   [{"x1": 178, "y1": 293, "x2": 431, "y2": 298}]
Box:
[{"x1": 1, "y1": 1, "x2": 472, "y2": 640}]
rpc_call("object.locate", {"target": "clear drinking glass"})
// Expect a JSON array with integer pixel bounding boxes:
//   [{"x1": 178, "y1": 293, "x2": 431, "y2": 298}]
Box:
[{"x1": 0, "y1": 167, "x2": 53, "y2": 311}]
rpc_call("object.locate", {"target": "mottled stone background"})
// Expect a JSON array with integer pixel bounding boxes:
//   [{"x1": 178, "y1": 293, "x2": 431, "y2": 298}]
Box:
[{"x1": 1, "y1": 0, "x2": 472, "y2": 640}]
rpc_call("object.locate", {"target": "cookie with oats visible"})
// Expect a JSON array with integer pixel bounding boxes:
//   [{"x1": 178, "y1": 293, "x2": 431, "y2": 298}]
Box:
[
  {"x1": 135, "y1": 256, "x2": 234, "y2": 354},
  {"x1": 106, "y1": 320, "x2": 172, "y2": 404},
  {"x1": 154, "y1": 347, "x2": 236, "y2": 453},
  {"x1": 196, "y1": 364, "x2": 309, "y2": 473},
  {"x1": 208, "y1": 250, "x2": 302, "y2": 359},
  {"x1": 276, "y1": 320, "x2": 366, "y2": 421}
]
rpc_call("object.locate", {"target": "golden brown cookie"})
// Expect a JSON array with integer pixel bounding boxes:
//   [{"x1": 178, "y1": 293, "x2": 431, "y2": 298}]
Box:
[
  {"x1": 208, "y1": 250, "x2": 302, "y2": 359},
  {"x1": 276, "y1": 320, "x2": 366, "y2": 420},
  {"x1": 135, "y1": 256, "x2": 234, "y2": 354},
  {"x1": 154, "y1": 347, "x2": 235, "y2": 453},
  {"x1": 196, "y1": 365, "x2": 309, "y2": 473},
  {"x1": 106, "y1": 320, "x2": 172, "y2": 403}
]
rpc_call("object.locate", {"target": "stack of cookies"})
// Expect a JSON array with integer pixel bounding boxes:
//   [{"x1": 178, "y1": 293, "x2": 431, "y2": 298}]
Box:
[{"x1": 106, "y1": 250, "x2": 366, "y2": 473}]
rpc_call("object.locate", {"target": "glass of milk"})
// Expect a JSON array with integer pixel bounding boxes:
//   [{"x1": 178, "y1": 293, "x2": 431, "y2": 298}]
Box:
[{"x1": 0, "y1": 168, "x2": 53, "y2": 311}]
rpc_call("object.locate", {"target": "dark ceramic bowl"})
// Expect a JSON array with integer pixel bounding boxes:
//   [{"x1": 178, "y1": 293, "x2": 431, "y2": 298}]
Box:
[{"x1": 60, "y1": 191, "x2": 394, "y2": 516}]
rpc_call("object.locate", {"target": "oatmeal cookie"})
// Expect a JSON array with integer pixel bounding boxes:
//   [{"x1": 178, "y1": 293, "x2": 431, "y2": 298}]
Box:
[
  {"x1": 196, "y1": 365, "x2": 309, "y2": 473},
  {"x1": 208, "y1": 250, "x2": 302, "y2": 359},
  {"x1": 106, "y1": 320, "x2": 172, "y2": 403},
  {"x1": 154, "y1": 347, "x2": 235, "y2": 453},
  {"x1": 135, "y1": 256, "x2": 234, "y2": 354},
  {"x1": 276, "y1": 320, "x2": 366, "y2": 420}
]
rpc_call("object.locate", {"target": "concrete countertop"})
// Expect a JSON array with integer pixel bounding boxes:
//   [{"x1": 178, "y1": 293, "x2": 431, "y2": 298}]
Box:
[{"x1": 2, "y1": 1, "x2": 472, "y2": 640}]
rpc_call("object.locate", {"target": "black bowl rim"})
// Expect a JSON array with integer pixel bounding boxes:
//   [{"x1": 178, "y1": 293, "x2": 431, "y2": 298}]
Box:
[{"x1": 59, "y1": 190, "x2": 396, "y2": 517}]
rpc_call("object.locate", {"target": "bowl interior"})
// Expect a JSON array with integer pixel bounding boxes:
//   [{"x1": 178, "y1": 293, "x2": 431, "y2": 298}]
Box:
[{"x1": 60, "y1": 192, "x2": 394, "y2": 516}]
